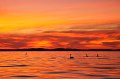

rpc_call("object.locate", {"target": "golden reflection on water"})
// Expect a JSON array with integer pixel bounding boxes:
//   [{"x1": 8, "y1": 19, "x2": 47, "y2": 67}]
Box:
[{"x1": 0, "y1": 51, "x2": 120, "y2": 79}]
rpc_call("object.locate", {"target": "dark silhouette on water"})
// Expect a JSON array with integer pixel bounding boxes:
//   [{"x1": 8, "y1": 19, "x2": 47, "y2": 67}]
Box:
[
  {"x1": 96, "y1": 54, "x2": 99, "y2": 57},
  {"x1": 25, "y1": 52, "x2": 27, "y2": 55},
  {"x1": 86, "y1": 54, "x2": 88, "y2": 57},
  {"x1": 70, "y1": 54, "x2": 74, "y2": 59}
]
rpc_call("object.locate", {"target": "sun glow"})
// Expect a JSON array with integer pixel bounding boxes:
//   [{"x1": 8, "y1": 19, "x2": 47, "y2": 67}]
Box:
[{"x1": 28, "y1": 41, "x2": 52, "y2": 48}]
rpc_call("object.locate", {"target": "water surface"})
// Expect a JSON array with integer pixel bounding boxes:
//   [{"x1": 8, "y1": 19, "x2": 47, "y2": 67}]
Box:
[{"x1": 0, "y1": 51, "x2": 120, "y2": 79}]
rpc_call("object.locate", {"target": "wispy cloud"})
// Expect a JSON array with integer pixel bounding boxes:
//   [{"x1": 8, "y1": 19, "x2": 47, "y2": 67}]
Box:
[
  {"x1": 69, "y1": 24, "x2": 120, "y2": 31},
  {"x1": 0, "y1": 30, "x2": 120, "y2": 49}
]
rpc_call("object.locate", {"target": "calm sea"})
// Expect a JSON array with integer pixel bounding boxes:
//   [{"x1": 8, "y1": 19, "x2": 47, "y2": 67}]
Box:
[{"x1": 0, "y1": 51, "x2": 120, "y2": 79}]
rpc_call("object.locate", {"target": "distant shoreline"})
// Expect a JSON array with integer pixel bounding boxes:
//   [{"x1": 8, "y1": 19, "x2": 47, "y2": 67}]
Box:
[{"x1": 0, "y1": 48, "x2": 120, "y2": 51}]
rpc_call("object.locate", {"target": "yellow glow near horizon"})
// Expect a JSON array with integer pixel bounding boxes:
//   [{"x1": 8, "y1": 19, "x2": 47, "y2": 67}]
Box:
[
  {"x1": 28, "y1": 40, "x2": 52, "y2": 48},
  {"x1": 0, "y1": 0, "x2": 120, "y2": 34},
  {"x1": 1, "y1": 14, "x2": 119, "y2": 33}
]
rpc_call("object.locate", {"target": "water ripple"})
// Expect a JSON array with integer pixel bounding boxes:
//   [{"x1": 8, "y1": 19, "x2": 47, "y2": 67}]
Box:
[
  {"x1": 0, "y1": 64, "x2": 29, "y2": 68},
  {"x1": 10, "y1": 75, "x2": 38, "y2": 78},
  {"x1": 103, "y1": 77, "x2": 120, "y2": 79},
  {"x1": 44, "y1": 71, "x2": 69, "y2": 74}
]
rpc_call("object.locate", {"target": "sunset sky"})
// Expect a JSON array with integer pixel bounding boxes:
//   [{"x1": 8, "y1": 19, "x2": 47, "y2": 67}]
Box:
[{"x1": 0, "y1": 0, "x2": 120, "y2": 49}]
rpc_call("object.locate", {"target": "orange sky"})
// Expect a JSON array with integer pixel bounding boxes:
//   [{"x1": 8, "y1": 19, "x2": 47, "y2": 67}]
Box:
[{"x1": 0, "y1": 0, "x2": 120, "y2": 49}]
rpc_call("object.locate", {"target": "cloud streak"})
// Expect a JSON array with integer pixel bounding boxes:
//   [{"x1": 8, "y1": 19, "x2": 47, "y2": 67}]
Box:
[{"x1": 0, "y1": 30, "x2": 119, "y2": 49}]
